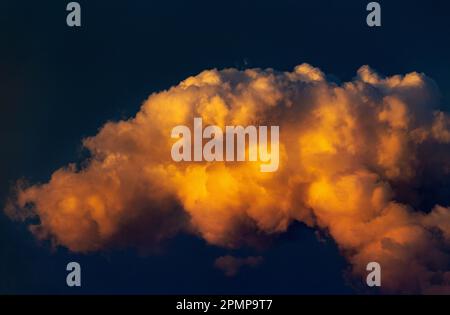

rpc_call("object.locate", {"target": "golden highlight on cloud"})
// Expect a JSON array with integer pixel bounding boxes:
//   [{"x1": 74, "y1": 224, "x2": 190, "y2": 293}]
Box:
[{"x1": 6, "y1": 63, "x2": 450, "y2": 293}]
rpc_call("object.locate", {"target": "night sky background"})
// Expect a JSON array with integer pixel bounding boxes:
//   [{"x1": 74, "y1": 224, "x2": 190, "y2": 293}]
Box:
[{"x1": 1, "y1": 0, "x2": 450, "y2": 294}]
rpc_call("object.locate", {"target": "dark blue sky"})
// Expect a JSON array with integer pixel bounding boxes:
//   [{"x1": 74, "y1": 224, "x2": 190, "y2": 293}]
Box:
[{"x1": 1, "y1": 0, "x2": 450, "y2": 294}]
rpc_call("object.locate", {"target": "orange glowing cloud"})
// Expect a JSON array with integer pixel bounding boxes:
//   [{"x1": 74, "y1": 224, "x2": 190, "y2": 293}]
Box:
[{"x1": 5, "y1": 64, "x2": 450, "y2": 293}]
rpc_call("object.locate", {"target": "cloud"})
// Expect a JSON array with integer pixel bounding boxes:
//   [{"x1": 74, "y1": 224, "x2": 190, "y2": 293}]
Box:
[
  {"x1": 214, "y1": 255, "x2": 263, "y2": 277},
  {"x1": 6, "y1": 64, "x2": 450, "y2": 293}
]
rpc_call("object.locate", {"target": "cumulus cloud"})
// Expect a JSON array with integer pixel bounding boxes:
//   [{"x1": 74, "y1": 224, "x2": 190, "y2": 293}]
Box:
[
  {"x1": 6, "y1": 63, "x2": 450, "y2": 293},
  {"x1": 214, "y1": 255, "x2": 263, "y2": 277}
]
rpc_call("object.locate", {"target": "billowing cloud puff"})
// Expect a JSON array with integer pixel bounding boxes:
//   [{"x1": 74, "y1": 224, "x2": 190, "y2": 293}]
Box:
[{"x1": 6, "y1": 63, "x2": 450, "y2": 293}]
